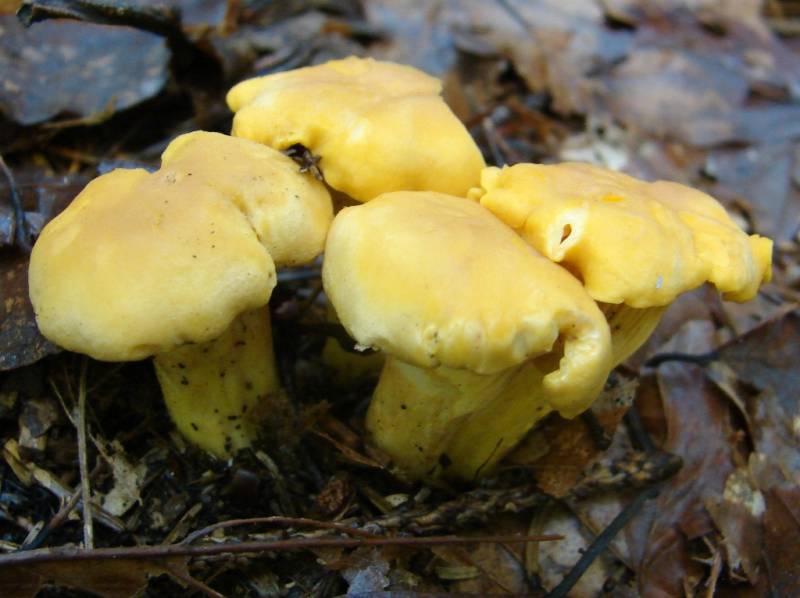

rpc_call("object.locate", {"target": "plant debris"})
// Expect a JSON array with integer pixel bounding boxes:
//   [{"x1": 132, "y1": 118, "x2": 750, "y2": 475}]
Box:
[{"x1": 1, "y1": 0, "x2": 798, "y2": 595}]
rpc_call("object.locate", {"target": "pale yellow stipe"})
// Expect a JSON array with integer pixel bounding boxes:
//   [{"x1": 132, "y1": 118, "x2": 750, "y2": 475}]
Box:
[
  {"x1": 154, "y1": 309, "x2": 279, "y2": 456},
  {"x1": 368, "y1": 357, "x2": 554, "y2": 481},
  {"x1": 599, "y1": 304, "x2": 667, "y2": 366}
]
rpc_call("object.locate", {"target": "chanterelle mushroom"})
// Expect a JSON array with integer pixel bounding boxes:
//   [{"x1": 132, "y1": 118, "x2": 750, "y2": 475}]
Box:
[
  {"x1": 469, "y1": 162, "x2": 773, "y2": 364},
  {"x1": 29, "y1": 132, "x2": 332, "y2": 456},
  {"x1": 322, "y1": 191, "x2": 612, "y2": 481},
  {"x1": 226, "y1": 56, "x2": 486, "y2": 203}
]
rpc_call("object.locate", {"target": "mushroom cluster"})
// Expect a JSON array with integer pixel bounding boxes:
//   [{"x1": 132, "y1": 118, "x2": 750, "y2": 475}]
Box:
[
  {"x1": 30, "y1": 57, "x2": 773, "y2": 483},
  {"x1": 322, "y1": 192, "x2": 612, "y2": 480}
]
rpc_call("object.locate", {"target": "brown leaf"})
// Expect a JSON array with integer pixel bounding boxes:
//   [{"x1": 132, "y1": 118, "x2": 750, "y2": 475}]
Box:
[
  {"x1": 0, "y1": 16, "x2": 169, "y2": 127},
  {"x1": 604, "y1": 45, "x2": 748, "y2": 146},
  {"x1": 362, "y1": 0, "x2": 458, "y2": 77},
  {"x1": 714, "y1": 309, "x2": 800, "y2": 592},
  {"x1": 600, "y1": 11, "x2": 800, "y2": 147},
  {"x1": 431, "y1": 520, "x2": 532, "y2": 596},
  {"x1": 706, "y1": 144, "x2": 800, "y2": 242},
  {"x1": 626, "y1": 349, "x2": 737, "y2": 595},
  {"x1": 0, "y1": 555, "x2": 189, "y2": 598},
  {"x1": 446, "y1": 0, "x2": 632, "y2": 115},
  {"x1": 534, "y1": 503, "x2": 620, "y2": 596},
  {"x1": 760, "y1": 486, "x2": 800, "y2": 596},
  {"x1": 0, "y1": 169, "x2": 87, "y2": 370},
  {"x1": 514, "y1": 370, "x2": 636, "y2": 497},
  {"x1": 716, "y1": 309, "x2": 800, "y2": 422},
  {"x1": 0, "y1": 251, "x2": 58, "y2": 371},
  {"x1": 705, "y1": 468, "x2": 764, "y2": 583}
]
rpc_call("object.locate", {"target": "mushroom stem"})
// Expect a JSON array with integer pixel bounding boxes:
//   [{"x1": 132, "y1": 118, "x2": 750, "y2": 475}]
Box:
[
  {"x1": 153, "y1": 308, "x2": 279, "y2": 457},
  {"x1": 599, "y1": 304, "x2": 666, "y2": 365},
  {"x1": 367, "y1": 357, "x2": 552, "y2": 481}
]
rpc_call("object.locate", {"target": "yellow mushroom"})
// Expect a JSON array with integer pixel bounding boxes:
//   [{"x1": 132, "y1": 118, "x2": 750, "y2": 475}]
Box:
[
  {"x1": 228, "y1": 57, "x2": 487, "y2": 382},
  {"x1": 469, "y1": 162, "x2": 773, "y2": 364},
  {"x1": 227, "y1": 56, "x2": 486, "y2": 203},
  {"x1": 29, "y1": 132, "x2": 332, "y2": 457},
  {"x1": 322, "y1": 192, "x2": 613, "y2": 481}
]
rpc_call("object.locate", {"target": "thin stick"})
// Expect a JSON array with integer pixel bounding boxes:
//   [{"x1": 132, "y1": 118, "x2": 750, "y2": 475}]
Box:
[
  {"x1": 181, "y1": 516, "x2": 378, "y2": 545},
  {"x1": 704, "y1": 547, "x2": 722, "y2": 598},
  {"x1": 546, "y1": 486, "x2": 659, "y2": 598},
  {"x1": 25, "y1": 488, "x2": 80, "y2": 551},
  {"x1": 495, "y1": 0, "x2": 535, "y2": 30},
  {"x1": 5, "y1": 534, "x2": 563, "y2": 567},
  {"x1": 23, "y1": 461, "x2": 104, "y2": 550},
  {"x1": 623, "y1": 405, "x2": 656, "y2": 454},
  {"x1": 0, "y1": 154, "x2": 30, "y2": 252},
  {"x1": 76, "y1": 357, "x2": 94, "y2": 549},
  {"x1": 160, "y1": 562, "x2": 225, "y2": 598},
  {"x1": 644, "y1": 350, "x2": 718, "y2": 368}
]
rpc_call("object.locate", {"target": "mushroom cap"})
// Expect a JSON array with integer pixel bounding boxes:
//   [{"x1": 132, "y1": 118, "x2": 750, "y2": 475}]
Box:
[
  {"x1": 227, "y1": 56, "x2": 486, "y2": 203},
  {"x1": 161, "y1": 131, "x2": 332, "y2": 266},
  {"x1": 470, "y1": 163, "x2": 773, "y2": 307},
  {"x1": 29, "y1": 168, "x2": 275, "y2": 362},
  {"x1": 322, "y1": 191, "x2": 613, "y2": 415}
]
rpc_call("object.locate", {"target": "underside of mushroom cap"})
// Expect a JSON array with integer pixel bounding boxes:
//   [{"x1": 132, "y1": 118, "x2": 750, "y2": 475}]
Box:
[
  {"x1": 227, "y1": 56, "x2": 486, "y2": 202},
  {"x1": 470, "y1": 163, "x2": 773, "y2": 307},
  {"x1": 29, "y1": 168, "x2": 276, "y2": 362},
  {"x1": 322, "y1": 191, "x2": 613, "y2": 416}
]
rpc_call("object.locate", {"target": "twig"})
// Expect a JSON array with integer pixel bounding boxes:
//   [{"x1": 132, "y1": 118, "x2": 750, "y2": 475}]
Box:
[
  {"x1": 494, "y1": 0, "x2": 535, "y2": 30},
  {"x1": 22, "y1": 461, "x2": 103, "y2": 550},
  {"x1": 1, "y1": 534, "x2": 562, "y2": 568},
  {"x1": 546, "y1": 486, "x2": 660, "y2": 598},
  {"x1": 704, "y1": 545, "x2": 723, "y2": 598},
  {"x1": 27, "y1": 489, "x2": 81, "y2": 551},
  {"x1": 160, "y1": 562, "x2": 225, "y2": 598},
  {"x1": 644, "y1": 350, "x2": 718, "y2": 368},
  {"x1": 569, "y1": 450, "x2": 682, "y2": 500},
  {"x1": 623, "y1": 405, "x2": 656, "y2": 454},
  {"x1": 0, "y1": 154, "x2": 31, "y2": 252},
  {"x1": 75, "y1": 358, "x2": 94, "y2": 549},
  {"x1": 4, "y1": 438, "x2": 124, "y2": 533},
  {"x1": 364, "y1": 484, "x2": 550, "y2": 535},
  {"x1": 366, "y1": 444, "x2": 683, "y2": 535},
  {"x1": 181, "y1": 516, "x2": 378, "y2": 545}
]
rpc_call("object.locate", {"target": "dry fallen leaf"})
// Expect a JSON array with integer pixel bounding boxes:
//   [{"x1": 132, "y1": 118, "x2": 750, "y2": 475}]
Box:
[
  {"x1": 621, "y1": 321, "x2": 736, "y2": 595},
  {"x1": 0, "y1": 252, "x2": 58, "y2": 371},
  {"x1": 0, "y1": 554, "x2": 190, "y2": 598},
  {"x1": 0, "y1": 16, "x2": 169, "y2": 127}
]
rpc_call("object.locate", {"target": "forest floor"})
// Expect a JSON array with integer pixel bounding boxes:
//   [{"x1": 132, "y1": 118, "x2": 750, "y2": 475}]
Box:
[{"x1": 0, "y1": 1, "x2": 799, "y2": 596}]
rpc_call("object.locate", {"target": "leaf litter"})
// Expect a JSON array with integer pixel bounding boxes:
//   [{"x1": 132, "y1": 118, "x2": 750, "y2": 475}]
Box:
[{"x1": 0, "y1": 0, "x2": 799, "y2": 595}]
